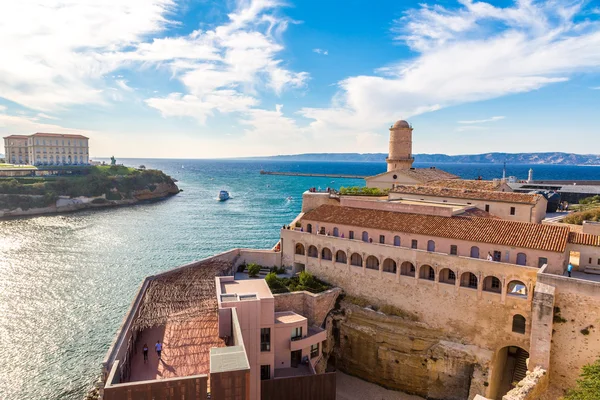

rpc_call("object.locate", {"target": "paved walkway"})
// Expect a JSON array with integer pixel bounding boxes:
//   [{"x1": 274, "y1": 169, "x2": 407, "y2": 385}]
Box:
[{"x1": 336, "y1": 371, "x2": 425, "y2": 400}]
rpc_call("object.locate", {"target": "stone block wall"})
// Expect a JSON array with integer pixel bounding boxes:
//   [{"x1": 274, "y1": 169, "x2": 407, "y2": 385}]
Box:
[
  {"x1": 273, "y1": 288, "x2": 341, "y2": 327},
  {"x1": 502, "y1": 367, "x2": 548, "y2": 400}
]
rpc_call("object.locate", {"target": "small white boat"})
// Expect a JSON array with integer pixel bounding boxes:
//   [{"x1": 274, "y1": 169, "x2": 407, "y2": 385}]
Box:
[
  {"x1": 286, "y1": 196, "x2": 293, "y2": 201},
  {"x1": 218, "y1": 190, "x2": 230, "y2": 201}
]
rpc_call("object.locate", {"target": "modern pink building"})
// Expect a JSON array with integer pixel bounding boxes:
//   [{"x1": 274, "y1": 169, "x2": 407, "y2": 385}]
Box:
[{"x1": 217, "y1": 276, "x2": 328, "y2": 400}]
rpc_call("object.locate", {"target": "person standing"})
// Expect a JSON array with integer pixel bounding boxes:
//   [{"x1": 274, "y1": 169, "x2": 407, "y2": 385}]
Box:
[
  {"x1": 143, "y1": 343, "x2": 148, "y2": 364},
  {"x1": 155, "y1": 340, "x2": 163, "y2": 361},
  {"x1": 487, "y1": 252, "x2": 493, "y2": 261},
  {"x1": 567, "y1": 264, "x2": 573, "y2": 278}
]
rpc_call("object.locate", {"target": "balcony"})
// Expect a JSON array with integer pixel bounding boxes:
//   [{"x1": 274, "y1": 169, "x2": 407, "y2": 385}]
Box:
[{"x1": 290, "y1": 326, "x2": 326, "y2": 352}]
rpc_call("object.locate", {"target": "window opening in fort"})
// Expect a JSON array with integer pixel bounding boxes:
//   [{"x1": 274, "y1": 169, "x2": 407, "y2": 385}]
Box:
[
  {"x1": 420, "y1": 265, "x2": 434, "y2": 281},
  {"x1": 401, "y1": 262, "x2": 416, "y2": 277},
  {"x1": 461, "y1": 272, "x2": 478, "y2": 289},
  {"x1": 439, "y1": 268, "x2": 455, "y2": 284},
  {"x1": 470, "y1": 246, "x2": 480, "y2": 258},
  {"x1": 516, "y1": 253, "x2": 527, "y2": 266},
  {"x1": 295, "y1": 243, "x2": 305, "y2": 255},
  {"x1": 260, "y1": 328, "x2": 271, "y2": 352},
  {"x1": 333, "y1": 227, "x2": 339, "y2": 237},
  {"x1": 350, "y1": 253, "x2": 362, "y2": 267},
  {"x1": 322, "y1": 247, "x2": 332, "y2": 261},
  {"x1": 485, "y1": 204, "x2": 490, "y2": 212},
  {"x1": 336, "y1": 250, "x2": 347, "y2": 263},
  {"x1": 320, "y1": 227, "x2": 325, "y2": 235},
  {"x1": 260, "y1": 365, "x2": 271, "y2": 380},
  {"x1": 483, "y1": 276, "x2": 501, "y2": 293},
  {"x1": 427, "y1": 240, "x2": 435, "y2": 252},
  {"x1": 366, "y1": 256, "x2": 379, "y2": 270},
  {"x1": 291, "y1": 327, "x2": 302, "y2": 340},
  {"x1": 450, "y1": 245, "x2": 458, "y2": 255},
  {"x1": 307, "y1": 224, "x2": 312, "y2": 233},
  {"x1": 308, "y1": 245, "x2": 318, "y2": 258},
  {"x1": 349, "y1": 230, "x2": 354, "y2": 239},
  {"x1": 379, "y1": 235, "x2": 385, "y2": 244},
  {"x1": 411, "y1": 240, "x2": 418, "y2": 249},
  {"x1": 507, "y1": 280, "x2": 527, "y2": 297},
  {"x1": 493, "y1": 251, "x2": 502, "y2": 262},
  {"x1": 383, "y1": 259, "x2": 396, "y2": 274},
  {"x1": 510, "y1": 207, "x2": 516, "y2": 215},
  {"x1": 538, "y1": 257, "x2": 548, "y2": 268},
  {"x1": 362, "y1": 231, "x2": 369, "y2": 242},
  {"x1": 311, "y1": 344, "x2": 319, "y2": 359},
  {"x1": 394, "y1": 236, "x2": 401, "y2": 246},
  {"x1": 512, "y1": 315, "x2": 526, "y2": 334}
]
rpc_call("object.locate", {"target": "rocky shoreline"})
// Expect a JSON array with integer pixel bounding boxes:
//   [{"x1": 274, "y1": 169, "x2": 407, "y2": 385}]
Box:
[{"x1": 0, "y1": 181, "x2": 180, "y2": 219}]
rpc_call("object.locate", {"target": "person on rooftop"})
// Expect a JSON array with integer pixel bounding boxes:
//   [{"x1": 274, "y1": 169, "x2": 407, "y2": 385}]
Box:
[
  {"x1": 155, "y1": 340, "x2": 163, "y2": 361},
  {"x1": 567, "y1": 264, "x2": 573, "y2": 278}
]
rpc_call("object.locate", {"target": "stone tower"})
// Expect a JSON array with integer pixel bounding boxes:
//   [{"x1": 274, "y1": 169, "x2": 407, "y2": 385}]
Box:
[{"x1": 386, "y1": 120, "x2": 414, "y2": 172}]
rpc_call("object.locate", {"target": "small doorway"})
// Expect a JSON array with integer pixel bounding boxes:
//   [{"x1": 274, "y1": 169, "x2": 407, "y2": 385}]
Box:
[
  {"x1": 493, "y1": 251, "x2": 502, "y2": 262},
  {"x1": 291, "y1": 350, "x2": 302, "y2": 368}
]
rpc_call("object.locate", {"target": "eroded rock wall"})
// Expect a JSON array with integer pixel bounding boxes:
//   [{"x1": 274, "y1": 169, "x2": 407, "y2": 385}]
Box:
[{"x1": 330, "y1": 303, "x2": 492, "y2": 400}]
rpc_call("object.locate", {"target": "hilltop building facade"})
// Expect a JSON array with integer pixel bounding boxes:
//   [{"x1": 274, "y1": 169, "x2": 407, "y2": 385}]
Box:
[{"x1": 3, "y1": 132, "x2": 89, "y2": 166}]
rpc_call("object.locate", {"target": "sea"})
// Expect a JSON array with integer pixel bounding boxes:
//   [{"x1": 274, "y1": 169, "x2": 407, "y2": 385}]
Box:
[{"x1": 1, "y1": 159, "x2": 599, "y2": 400}]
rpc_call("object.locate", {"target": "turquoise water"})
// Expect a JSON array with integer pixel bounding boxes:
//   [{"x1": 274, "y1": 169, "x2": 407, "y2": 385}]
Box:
[{"x1": 0, "y1": 159, "x2": 599, "y2": 400}]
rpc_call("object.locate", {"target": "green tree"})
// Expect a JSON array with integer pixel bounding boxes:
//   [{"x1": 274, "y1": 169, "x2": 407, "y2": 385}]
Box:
[
  {"x1": 563, "y1": 359, "x2": 600, "y2": 400},
  {"x1": 247, "y1": 263, "x2": 261, "y2": 278}
]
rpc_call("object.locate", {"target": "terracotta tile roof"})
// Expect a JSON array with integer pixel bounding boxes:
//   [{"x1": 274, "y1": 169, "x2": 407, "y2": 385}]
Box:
[
  {"x1": 391, "y1": 185, "x2": 542, "y2": 205},
  {"x1": 368, "y1": 168, "x2": 459, "y2": 182},
  {"x1": 568, "y1": 232, "x2": 600, "y2": 247},
  {"x1": 460, "y1": 208, "x2": 500, "y2": 219},
  {"x1": 3, "y1": 135, "x2": 29, "y2": 139},
  {"x1": 32, "y1": 132, "x2": 88, "y2": 139},
  {"x1": 425, "y1": 179, "x2": 507, "y2": 191},
  {"x1": 301, "y1": 204, "x2": 570, "y2": 252}
]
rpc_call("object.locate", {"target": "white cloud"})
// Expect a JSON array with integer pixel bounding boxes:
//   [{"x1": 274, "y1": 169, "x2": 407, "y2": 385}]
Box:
[
  {"x1": 299, "y1": 1, "x2": 600, "y2": 139},
  {"x1": 592, "y1": 86, "x2": 600, "y2": 90},
  {"x1": 313, "y1": 48, "x2": 328, "y2": 55},
  {"x1": 458, "y1": 116, "x2": 505, "y2": 124},
  {"x1": 37, "y1": 113, "x2": 60, "y2": 120},
  {"x1": 115, "y1": 80, "x2": 134, "y2": 92},
  {"x1": 0, "y1": 105, "x2": 6, "y2": 112}
]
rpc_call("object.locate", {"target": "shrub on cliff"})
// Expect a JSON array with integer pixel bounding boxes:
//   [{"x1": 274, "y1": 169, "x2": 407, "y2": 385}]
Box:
[
  {"x1": 563, "y1": 358, "x2": 600, "y2": 400},
  {"x1": 563, "y1": 208, "x2": 600, "y2": 225},
  {"x1": 247, "y1": 263, "x2": 261, "y2": 278},
  {"x1": 339, "y1": 186, "x2": 389, "y2": 196}
]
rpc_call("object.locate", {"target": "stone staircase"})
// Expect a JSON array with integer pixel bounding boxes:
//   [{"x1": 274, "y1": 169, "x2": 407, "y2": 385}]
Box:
[
  {"x1": 512, "y1": 349, "x2": 528, "y2": 384},
  {"x1": 258, "y1": 266, "x2": 272, "y2": 277}
]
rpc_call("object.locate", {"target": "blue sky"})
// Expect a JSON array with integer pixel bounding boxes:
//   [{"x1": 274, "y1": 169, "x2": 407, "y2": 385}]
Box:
[{"x1": 0, "y1": 0, "x2": 599, "y2": 158}]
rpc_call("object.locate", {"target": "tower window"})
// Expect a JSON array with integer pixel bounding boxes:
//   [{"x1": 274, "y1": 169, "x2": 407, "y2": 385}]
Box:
[
  {"x1": 393, "y1": 174, "x2": 398, "y2": 179},
  {"x1": 510, "y1": 207, "x2": 516, "y2": 215}
]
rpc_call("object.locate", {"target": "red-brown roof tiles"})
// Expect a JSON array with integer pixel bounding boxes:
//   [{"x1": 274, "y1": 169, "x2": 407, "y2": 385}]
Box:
[
  {"x1": 3, "y1": 135, "x2": 29, "y2": 139},
  {"x1": 32, "y1": 132, "x2": 88, "y2": 139},
  {"x1": 301, "y1": 204, "x2": 570, "y2": 252},
  {"x1": 568, "y1": 232, "x2": 600, "y2": 247},
  {"x1": 391, "y1": 184, "x2": 542, "y2": 205},
  {"x1": 425, "y1": 179, "x2": 507, "y2": 191}
]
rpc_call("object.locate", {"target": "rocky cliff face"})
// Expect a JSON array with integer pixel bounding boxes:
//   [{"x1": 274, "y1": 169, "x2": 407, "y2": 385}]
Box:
[
  {"x1": 324, "y1": 302, "x2": 492, "y2": 400},
  {"x1": 132, "y1": 181, "x2": 180, "y2": 201}
]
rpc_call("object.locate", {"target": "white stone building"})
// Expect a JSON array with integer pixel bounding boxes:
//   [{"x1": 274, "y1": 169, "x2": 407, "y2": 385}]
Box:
[{"x1": 3, "y1": 132, "x2": 89, "y2": 166}]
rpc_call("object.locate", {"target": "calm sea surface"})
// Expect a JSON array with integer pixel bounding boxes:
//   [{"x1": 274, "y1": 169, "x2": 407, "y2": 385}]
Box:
[{"x1": 1, "y1": 159, "x2": 599, "y2": 400}]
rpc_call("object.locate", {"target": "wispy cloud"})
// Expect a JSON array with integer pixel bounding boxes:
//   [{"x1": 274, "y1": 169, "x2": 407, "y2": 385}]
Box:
[
  {"x1": 592, "y1": 86, "x2": 600, "y2": 90},
  {"x1": 0, "y1": 105, "x2": 6, "y2": 112},
  {"x1": 37, "y1": 113, "x2": 60, "y2": 120},
  {"x1": 313, "y1": 48, "x2": 328, "y2": 55},
  {"x1": 458, "y1": 116, "x2": 505, "y2": 124},
  {"x1": 454, "y1": 125, "x2": 490, "y2": 132},
  {"x1": 299, "y1": 1, "x2": 600, "y2": 135},
  {"x1": 115, "y1": 80, "x2": 134, "y2": 92}
]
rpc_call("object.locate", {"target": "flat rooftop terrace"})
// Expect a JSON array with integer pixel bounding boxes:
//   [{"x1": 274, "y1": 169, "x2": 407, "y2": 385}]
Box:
[
  {"x1": 275, "y1": 311, "x2": 307, "y2": 324},
  {"x1": 220, "y1": 277, "x2": 273, "y2": 299}
]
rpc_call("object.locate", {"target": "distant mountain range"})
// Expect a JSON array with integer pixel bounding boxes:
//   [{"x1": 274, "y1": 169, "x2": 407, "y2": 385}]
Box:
[{"x1": 255, "y1": 152, "x2": 600, "y2": 165}]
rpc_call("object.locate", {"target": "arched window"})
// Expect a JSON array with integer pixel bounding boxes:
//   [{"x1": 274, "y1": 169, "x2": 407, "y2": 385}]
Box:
[
  {"x1": 362, "y1": 231, "x2": 369, "y2": 242},
  {"x1": 350, "y1": 253, "x2": 362, "y2": 267},
  {"x1": 427, "y1": 240, "x2": 436, "y2": 252},
  {"x1": 307, "y1": 224, "x2": 312, "y2": 233},
  {"x1": 319, "y1": 227, "x2": 326, "y2": 235},
  {"x1": 321, "y1": 247, "x2": 332, "y2": 261},
  {"x1": 333, "y1": 227, "x2": 339, "y2": 237},
  {"x1": 335, "y1": 250, "x2": 347, "y2": 263},
  {"x1": 419, "y1": 265, "x2": 435, "y2": 281},
  {"x1": 394, "y1": 236, "x2": 401, "y2": 246},
  {"x1": 295, "y1": 243, "x2": 305, "y2": 255},
  {"x1": 512, "y1": 314, "x2": 526, "y2": 334},
  {"x1": 439, "y1": 268, "x2": 456, "y2": 285},
  {"x1": 401, "y1": 262, "x2": 415, "y2": 277},
  {"x1": 516, "y1": 253, "x2": 527, "y2": 266},
  {"x1": 383, "y1": 259, "x2": 396, "y2": 274},
  {"x1": 308, "y1": 245, "x2": 318, "y2": 258},
  {"x1": 461, "y1": 272, "x2": 478, "y2": 289},
  {"x1": 482, "y1": 276, "x2": 501, "y2": 293},
  {"x1": 507, "y1": 280, "x2": 527, "y2": 297},
  {"x1": 470, "y1": 246, "x2": 480, "y2": 258},
  {"x1": 366, "y1": 256, "x2": 379, "y2": 270}
]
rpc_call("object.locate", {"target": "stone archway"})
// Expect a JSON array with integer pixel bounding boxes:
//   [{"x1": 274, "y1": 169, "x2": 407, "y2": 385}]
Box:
[{"x1": 489, "y1": 345, "x2": 530, "y2": 399}]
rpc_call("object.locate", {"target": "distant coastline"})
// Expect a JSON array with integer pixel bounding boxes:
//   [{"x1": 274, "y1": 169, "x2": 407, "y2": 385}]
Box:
[{"x1": 245, "y1": 152, "x2": 600, "y2": 166}]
